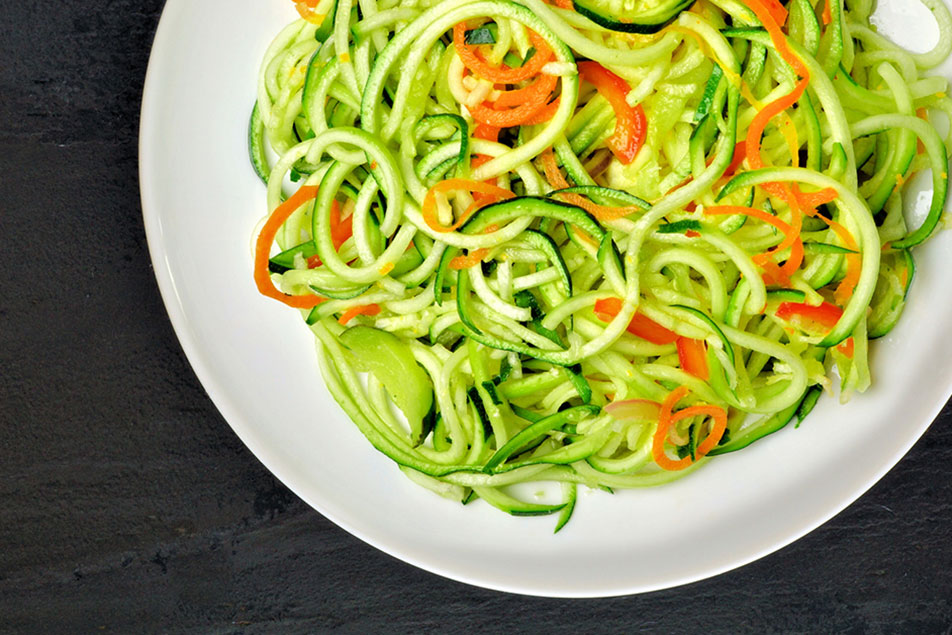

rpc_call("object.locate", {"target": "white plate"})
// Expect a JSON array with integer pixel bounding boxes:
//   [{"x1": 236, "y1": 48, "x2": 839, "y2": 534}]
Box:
[{"x1": 140, "y1": 0, "x2": 952, "y2": 597}]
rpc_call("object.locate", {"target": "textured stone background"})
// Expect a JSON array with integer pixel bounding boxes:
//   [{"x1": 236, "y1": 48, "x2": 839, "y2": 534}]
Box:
[{"x1": 1, "y1": 1, "x2": 951, "y2": 632}]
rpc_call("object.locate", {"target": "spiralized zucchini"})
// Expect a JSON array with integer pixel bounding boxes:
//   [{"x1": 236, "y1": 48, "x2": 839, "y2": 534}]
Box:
[{"x1": 251, "y1": 0, "x2": 952, "y2": 528}]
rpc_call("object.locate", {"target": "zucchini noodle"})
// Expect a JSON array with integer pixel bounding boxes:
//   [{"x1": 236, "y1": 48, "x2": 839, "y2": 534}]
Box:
[{"x1": 251, "y1": 0, "x2": 952, "y2": 528}]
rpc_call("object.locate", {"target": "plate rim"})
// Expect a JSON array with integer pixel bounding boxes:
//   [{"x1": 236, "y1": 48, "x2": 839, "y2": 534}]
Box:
[{"x1": 138, "y1": 0, "x2": 952, "y2": 598}]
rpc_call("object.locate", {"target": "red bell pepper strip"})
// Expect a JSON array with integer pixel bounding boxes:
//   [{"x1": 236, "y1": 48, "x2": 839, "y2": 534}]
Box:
[
  {"x1": 577, "y1": 61, "x2": 647, "y2": 165},
  {"x1": 775, "y1": 301, "x2": 843, "y2": 332},
  {"x1": 676, "y1": 337, "x2": 709, "y2": 380},
  {"x1": 837, "y1": 337, "x2": 854, "y2": 358},
  {"x1": 593, "y1": 298, "x2": 679, "y2": 345}
]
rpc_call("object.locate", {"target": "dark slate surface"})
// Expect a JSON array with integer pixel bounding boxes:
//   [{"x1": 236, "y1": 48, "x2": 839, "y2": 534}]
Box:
[{"x1": 1, "y1": 1, "x2": 951, "y2": 632}]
